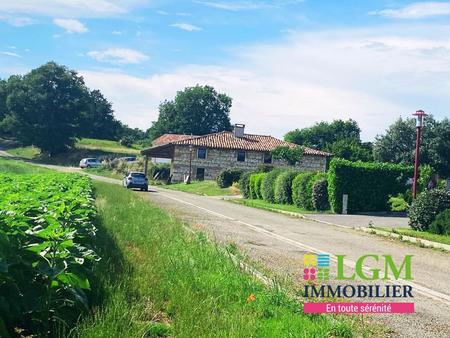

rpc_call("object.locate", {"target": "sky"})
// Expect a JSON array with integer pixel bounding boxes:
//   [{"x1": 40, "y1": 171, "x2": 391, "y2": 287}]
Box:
[{"x1": 1, "y1": 1, "x2": 450, "y2": 141}]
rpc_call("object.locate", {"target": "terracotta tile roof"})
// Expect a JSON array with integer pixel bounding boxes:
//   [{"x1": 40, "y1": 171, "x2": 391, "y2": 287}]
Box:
[
  {"x1": 164, "y1": 131, "x2": 331, "y2": 156},
  {"x1": 152, "y1": 133, "x2": 199, "y2": 146}
]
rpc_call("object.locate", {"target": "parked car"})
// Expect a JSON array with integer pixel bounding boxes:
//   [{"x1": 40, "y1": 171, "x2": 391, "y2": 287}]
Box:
[
  {"x1": 123, "y1": 172, "x2": 148, "y2": 191},
  {"x1": 79, "y1": 158, "x2": 101, "y2": 169}
]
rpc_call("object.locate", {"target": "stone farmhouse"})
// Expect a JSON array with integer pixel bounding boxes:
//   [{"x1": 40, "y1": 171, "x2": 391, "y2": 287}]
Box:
[{"x1": 141, "y1": 124, "x2": 331, "y2": 182}]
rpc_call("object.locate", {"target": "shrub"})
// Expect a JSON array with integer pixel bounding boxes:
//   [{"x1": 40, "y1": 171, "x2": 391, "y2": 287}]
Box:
[
  {"x1": 249, "y1": 173, "x2": 266, "y2": 199},
  {"x1": 409, "y1": 189, "x2": 450, "y2": 231},
  {"x1": 312, "y1": 177, "x2": 329, "y2": 211},
  {"x1": 238, "y1": 172, "x2": 252, "y2": 198},
  {"x1": 292, "y1": 172, "x2": 315, "y2": 210},
  {"x1": 150, "y1": 163, "x2": 171, "y2": 180},
  {"x1": 328, "y1": 158, "x2": 413, "y2": 213},
  {"x1": 216, "y1": 168, "x2": 243, "y2": 188},
  {"x1": 430, "y1": 209, "x2": 450, "y2": 235},
  {"x1": 261, "y1": 169, "x2": 284, "y2": 203},
  {"x1": 274, "y1": 170, "x2": 298, "y2": 204},
  {"x1": 256, "y1": 164, "x2": 275, "y2": 173},
  {"x1": 388, "y1": 195, "x2": 410, "y2": 212},
  {"x1": 119, "y1": 136, "x2": 134, "y2": 147}
]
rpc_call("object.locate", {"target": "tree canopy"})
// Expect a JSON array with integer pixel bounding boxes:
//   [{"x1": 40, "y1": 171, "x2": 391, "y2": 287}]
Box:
[
  {"x1": 148, "y1": 85, "x2": 232, "y2": 140},
  {"x1": 374, "y1": 116, "x2": 450, "y2": 177},
  {"x1": 0, "y1": 62, "x2": 130, "y2": 154},
  {"x1": 284, "y1": 119, "x2": 373, "y2": 162}
]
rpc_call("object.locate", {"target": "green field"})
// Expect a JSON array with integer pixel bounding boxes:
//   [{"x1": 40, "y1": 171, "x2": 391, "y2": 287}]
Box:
[
  {"x1": 76, "y1": 138, "x2": 140, "y2": 154},
  {"x1": 162, "y1": 180, "x2": 239, "y2": 196}
]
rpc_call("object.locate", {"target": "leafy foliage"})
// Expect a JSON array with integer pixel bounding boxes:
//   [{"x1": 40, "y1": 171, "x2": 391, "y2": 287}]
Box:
[
  {"x1": 261, "y1": 169, "x2": 283, "y2": 203},
  {"x1": 271, "y1": 146, "x2": 303, "y2": 165},
  {"x1": 274, "y1": 170, "x2": 298, "y2": 204},
  {"x1": 312, "y1": 176, "x2": 330, "y2": 211},
  {"x1": 0, "y1": 173, "x2": 98, "y2": 336},
  {"x1": 430, "y1": 209, "x2": 450, "y2": 235},
  {"x1": 291, "y1": 172, "x2": 315, "y2": 210},
  {"x1": 324, "y1": 139, "x2": 373, "y2": 162},
  {"x1": 216, "y1": 168, "x2": 242, "y2": 188},
  {"x1": 374, "y1": 116, "x2": 450, "y2": 177},
  {"x1": 409, "y1": 189, "x2": 450, "y2": 231},
  {"x1": 148, "y1": 85, "x2": 232, "y2": 140},
  {"x1": 328, "y1": 158, "x2": 412, "y2": 213},
  {"x1": 238, "y1": 172, "x2": 252, "y2": 198},
  {"x1": 249, "y1": 173, "x2": 266, "y2": 199}
]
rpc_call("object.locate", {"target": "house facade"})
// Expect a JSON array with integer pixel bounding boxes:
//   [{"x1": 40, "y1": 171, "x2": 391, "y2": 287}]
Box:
[{"x1": 141, "y1": 124, "x2": 331, "y2": 182}]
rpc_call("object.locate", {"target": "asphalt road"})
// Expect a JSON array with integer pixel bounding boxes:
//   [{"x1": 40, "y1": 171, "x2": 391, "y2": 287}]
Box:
[{"x1": 3, "y1": 157, "x2": 449, "y2": 338}]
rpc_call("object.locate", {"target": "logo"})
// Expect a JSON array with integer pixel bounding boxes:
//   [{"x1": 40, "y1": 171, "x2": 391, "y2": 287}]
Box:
[{"x1": 302, "y1": 252, "x2": 415, "y2": 314}]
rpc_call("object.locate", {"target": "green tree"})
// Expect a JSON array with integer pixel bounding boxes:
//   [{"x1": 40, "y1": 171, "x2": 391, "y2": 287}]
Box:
[
  {"x1": 374, "y1": 116, "x2": 450, "y2": 177},
  {"x1": 271, "y1": 145, "x2": 303, "y2": 165},
  {"x1": 6, "y1": 62, "x2": 88, "y2": 154},
  {"x1": 324, "y1": 139, "x2": 373, "y2": 162},
  {"x1": 80, "y1": 89, "x2": 122, "y2": 140},
  {"x1": 148, "y1": 85, "x2": 232, "y2": 140},
  {"x1": 284, "y1": 119, "x2": 360, "y2": 150},
  {"x1": 0, "y1": 79, "x2": 6, "y2": 122}
]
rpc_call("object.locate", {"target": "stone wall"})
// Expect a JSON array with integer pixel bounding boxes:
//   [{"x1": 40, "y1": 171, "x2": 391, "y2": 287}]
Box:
[{"x1": 170, "y1": 145, "x2": 327, "y2": 182}]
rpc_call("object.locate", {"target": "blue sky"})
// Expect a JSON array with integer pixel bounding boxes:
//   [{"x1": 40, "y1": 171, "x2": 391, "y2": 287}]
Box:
[{"x1": 1, "y1": 1, "x2": 450, "y2": 140}]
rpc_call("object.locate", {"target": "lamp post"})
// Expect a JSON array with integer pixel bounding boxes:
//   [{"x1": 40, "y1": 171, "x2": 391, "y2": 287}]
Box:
[{"x1": 412, "y1": 109, "x2": 427, "y2": 199}]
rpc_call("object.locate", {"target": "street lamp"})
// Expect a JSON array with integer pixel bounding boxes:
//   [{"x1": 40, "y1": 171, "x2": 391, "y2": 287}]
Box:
[{"x1": 412, "y1": 109, "x2": 427, "y2": 199}]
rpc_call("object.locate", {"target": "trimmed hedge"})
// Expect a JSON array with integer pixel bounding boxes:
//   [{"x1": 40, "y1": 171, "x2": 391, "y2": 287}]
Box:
[
  {"x1": 238, "y1": 172, "x2": 252, "y2": 199},
  {"x1": 409, "y1": 189, "x2": 450, "y2": 231},
  {"x1": 274, "y1": 170, "x2": 298, "y2": 204},
  {"x1": 216, "y1": 168, "x2": 243, "y2": 188},
  {"x1": 312, "y1": 175, "x2": 329, "y2": 211},
  {"x1": 261, "y1": 169, "x2": 283, "y2": 203},
  {"x1": 328, "y1": 158, "x2": 413, "y2": 213},
  {"x1": 292, "y1": 172, "x2": 315, "y2": 210},
  {"x1": 249, "y1": 173, "x2": 266, "y2": 199}
]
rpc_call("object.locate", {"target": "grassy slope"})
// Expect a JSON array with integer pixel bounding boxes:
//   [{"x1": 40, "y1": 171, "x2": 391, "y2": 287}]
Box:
[
  {"x1": 4, "y1": 138, "x2": 139, "y2": 166},
  {"x1": 231, "y1": 198, "x2": 333, "y2": 215},
  {"x1": 162, "y1": 180, "x2": 239, "y2": 196},
  {"x1": 0, "y1": 157, "x2": 50, "y2": 174}
]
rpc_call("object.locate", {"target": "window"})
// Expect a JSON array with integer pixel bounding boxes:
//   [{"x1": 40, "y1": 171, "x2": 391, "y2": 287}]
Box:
[
  {"x1": 196, "y1": 168, "x2": 205, "y2": 181},
  {"x1": 263, "y1": 152, "x2": 272, "y2": 164},
  {"x1": 197, "y1": 148, "x2": 207, "y2": 159},
  {"x1": 237, "y1": 150, "x2": 246, "y2": 162}
]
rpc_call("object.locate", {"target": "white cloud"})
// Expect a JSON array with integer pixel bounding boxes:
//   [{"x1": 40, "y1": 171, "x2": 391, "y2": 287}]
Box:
[
  {"x1": 80, "y1": 25, "x2": 450, "y2": 141},
  {"x1": 0, "y1": 15, "x2": 34, "y2": 26},
  {"x1": 371, "y1": 2, "x2": 450, "y2": 19},
  {"x1": 87, "y1": 48, "x2": 149, "y2": 64},
  {"x1": 112, "y1": 30, "x2": 123, "y2": 35},
  {"x1": 53, "y1": 18, "x2": 88, "y2": 33},
  {"x1": 170, "y1": 23, "x2": 202, "y2": 31},
  {"x1": 0, "y1": 51, "x2": 21, "y2": 58},
  {"x1": 0, "y1": 0, "x2": 145, "y2": 19}
]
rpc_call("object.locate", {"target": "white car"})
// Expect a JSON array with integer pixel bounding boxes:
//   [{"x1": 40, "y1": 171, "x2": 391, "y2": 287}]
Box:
[
  {"x1": 123, "y1": 172, "x2": 149, "y2": 191},
  {"x1": 79, "y1": 158, "x2": 101, "y2": 169}
]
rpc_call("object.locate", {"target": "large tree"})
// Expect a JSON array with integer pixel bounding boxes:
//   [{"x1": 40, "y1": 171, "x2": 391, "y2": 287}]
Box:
[
  {"x1": 6, "y1": 62, "x2": 88, "y2": 154},
  {"x1": 374, "y1": 116, "x2": 450, "y2": 177},
  {"x1": 284, "y1": 119, "x2": 361, "y2": 150},
  {"x1": 148, "y1": 85, "x2": 232, "y2": 140}
]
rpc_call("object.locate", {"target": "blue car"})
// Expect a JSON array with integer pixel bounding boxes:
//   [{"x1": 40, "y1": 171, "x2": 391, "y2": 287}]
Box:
[{"x1": 123, "y1": 172, "x2": 148, "y2": 191}]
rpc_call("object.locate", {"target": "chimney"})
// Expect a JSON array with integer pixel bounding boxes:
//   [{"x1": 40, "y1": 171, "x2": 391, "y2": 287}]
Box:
[{"x1": 234, "y1": 123, "x2": 245, "y2": 138}]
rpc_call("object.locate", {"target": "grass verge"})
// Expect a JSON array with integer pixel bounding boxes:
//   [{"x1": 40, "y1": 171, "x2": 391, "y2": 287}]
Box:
[
  {"x1": 0, "y1": 157, "x2": 50, "y2": 174},
  {"x1": 5, "y1": 145, "x2": 40, "y2": 159},
  {"x1": 162, "y1": 180, "x2": 239, "y2": 196},
  {"x1": 376, "y1": 227, "x2": 450, "y2": 246},
  {"x1": 229, "y1": 198, "x2": 333, "y2": 215},
  {"x1": 73, "y1": 182, "x2": 361, "y2": 337}
]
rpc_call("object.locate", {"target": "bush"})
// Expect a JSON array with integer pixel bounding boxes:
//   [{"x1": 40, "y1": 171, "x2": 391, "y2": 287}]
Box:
[
  {"x1": 256, "y1": 164, "x2": 275, "y2": 173},
  {"x1": 312, "y1": 177, "x2": 329, "y2": 211},
  {"x1": 238, "y1": 172, "x2": 252, "y2": 198},
  {"x1": 249, "y1": 173, "x2": 266, "y2": 199},
  {"x1": 430, "y1": 209, "x2": 450, "y2": 235},
  {"x1": 292, "y1": 172, "x2": 315, "y2": 210},
  {"x1": 216, "y1": 168, "x2": 243, "y2": 188},
  {"x1": 119, "y1": 136, "x2": 134, "y2": 147},
  {"x1": 409, "y1": 189, "x2": 450, "y2": 231},
  {"x1": 274, "y1": 170, "x2": 298, "y2": 204},
  {"x1": 388, "y1": 195, "x2": 410, "y2": 212},
  {"x1": 261, "y1": 169, "x2": 284, "y2": 203},
  {"x1": 328, "y1": 158, "x2": 412, "y2": 213}
]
